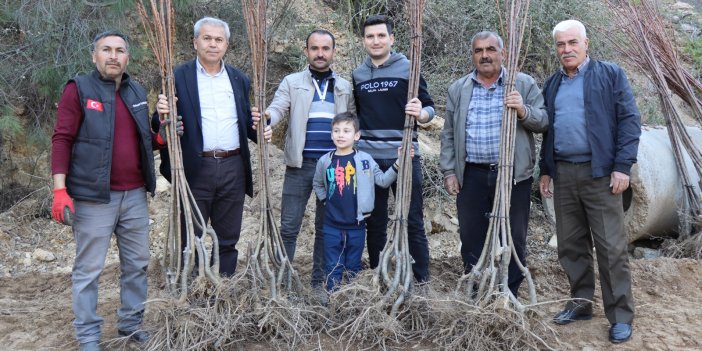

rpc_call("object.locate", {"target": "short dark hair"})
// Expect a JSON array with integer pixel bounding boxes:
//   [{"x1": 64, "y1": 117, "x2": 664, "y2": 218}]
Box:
[
  {"x1": 362, "y1": 15, "x2": 394, "y2": 36},
  {"x1": 332, "y1": 112, "x2": 359, "y2": 132},
  {"x1": 91, "y1": 31, "x2": 130, "y2": 53},
  {"x1": 306, "y1": 29, "x2": 335, "y2": 48}
]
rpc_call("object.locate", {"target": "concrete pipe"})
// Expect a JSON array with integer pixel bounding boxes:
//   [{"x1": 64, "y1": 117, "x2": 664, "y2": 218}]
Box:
[{"x1": 542, "y1": 126, "x2": 702, "y2": 244}]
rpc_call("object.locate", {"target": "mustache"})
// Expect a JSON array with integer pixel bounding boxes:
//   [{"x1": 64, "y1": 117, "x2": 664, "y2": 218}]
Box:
[
  {"x1": 560, "y1": 53, "x2": 577, "y2": 59},
  {"x1": 479, "y1": 58, "x2": 492, "y2": 64}
]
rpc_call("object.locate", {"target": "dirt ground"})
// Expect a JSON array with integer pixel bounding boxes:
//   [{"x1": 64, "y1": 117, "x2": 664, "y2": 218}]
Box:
[{"x1": 1, "y1": 140, "x2": 701, "y2": 351}]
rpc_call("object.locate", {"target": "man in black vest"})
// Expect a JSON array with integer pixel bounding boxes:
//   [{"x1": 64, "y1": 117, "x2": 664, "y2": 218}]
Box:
[{"x1": 51, "y1": 31, "x2": 155, "y2": 351}]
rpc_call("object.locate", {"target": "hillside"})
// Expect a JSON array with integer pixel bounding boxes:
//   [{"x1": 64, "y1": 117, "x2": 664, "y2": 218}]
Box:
[{"x1": 1, "y1": 0, "x2": 702, "y2": 350}]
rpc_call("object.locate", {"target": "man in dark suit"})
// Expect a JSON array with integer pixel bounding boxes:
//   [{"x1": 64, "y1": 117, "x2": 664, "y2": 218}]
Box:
[{"x1": 155, "y1": 16, "x2": 270, "y2": 276}]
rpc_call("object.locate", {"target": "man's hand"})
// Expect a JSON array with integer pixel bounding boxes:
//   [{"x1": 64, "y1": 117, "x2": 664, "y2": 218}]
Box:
[
  {"x1": 156, "y1": 94, "x2": 171, "y2": 115},
  {"x1": 405, "y1": 97, "x2": 429, "y2": 123},
  {"x1": 163, "y1": 115, "x2": 184, "y2": 135},
  {"x1": 610, "y1": 171, "x2": 630, "y2": 194},
  {"x1": 251, "y1": 107, "x2": 272, "y2": 143},
  {"x1": 52, "y1": 188, "x2": 75, "y2": 225},
  {"x1": 251, "y1": 107, "x2": 270, "y2": 129},
  {"x1": 539, "y1": 175, "x2": 552, "y2": 198},
  {"x1": 505, "y1": 91, "x2": 527, "y2": 119},
  {"x1": 444, "y1": 175, "x2": 460, "y2": 196}
]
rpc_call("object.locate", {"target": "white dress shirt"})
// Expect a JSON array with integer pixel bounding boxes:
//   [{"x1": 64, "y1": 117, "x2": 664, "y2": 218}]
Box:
[{"x1": 196, "y1": 58, "x2": 240, "y2": 151}]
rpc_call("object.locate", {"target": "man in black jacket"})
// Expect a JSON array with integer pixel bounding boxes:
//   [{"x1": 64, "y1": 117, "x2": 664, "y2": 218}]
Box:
[
  {"x1": 539, "y1": 19, "x2": 640, "y2": 344},
  {"x1": 155, "y1": 17, "x2": 270, "y2": 276}
]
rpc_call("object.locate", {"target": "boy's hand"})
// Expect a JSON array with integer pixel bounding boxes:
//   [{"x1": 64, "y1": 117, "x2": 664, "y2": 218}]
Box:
[
  {"x1": 396, "y1": 146, "x2": 415, "y2": 159},
  {"x1": 393, "y1": 146, "x2": 415, "y2": 169}
]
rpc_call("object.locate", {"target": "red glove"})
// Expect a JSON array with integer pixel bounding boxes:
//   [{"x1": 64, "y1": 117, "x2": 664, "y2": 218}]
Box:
[{"x1": 52, "y1": 188, "x2": 75, "y2": 225}]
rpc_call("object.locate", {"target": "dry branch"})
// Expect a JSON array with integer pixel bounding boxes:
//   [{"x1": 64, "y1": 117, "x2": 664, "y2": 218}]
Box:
[
  {"x1": 242, "y1": 0, "x2": 302, "y2": 299},
  {"x1": 605, "y1": 0, "x2": 702, "y2": 236},
  {"x1": 457, "y1": 0, "x2": 537, "y2": 310},
  {"x1": 136, "y1": 0, "x2": 220, "y2": 301},
  {"x1": 374, "y1": 0, "x2": 426, "y2": 319}
]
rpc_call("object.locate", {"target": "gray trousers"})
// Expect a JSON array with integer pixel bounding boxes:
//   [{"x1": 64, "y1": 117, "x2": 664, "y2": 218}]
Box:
[
  {"x1": 72, "y1": 188, "x2": 150, "y2": 343},
  {"x1": 279, "y1": 158, "x2": 325, "y2": 287},
  {"x1": 554, "y1": 162, "x2": 635, "y2": 324}
]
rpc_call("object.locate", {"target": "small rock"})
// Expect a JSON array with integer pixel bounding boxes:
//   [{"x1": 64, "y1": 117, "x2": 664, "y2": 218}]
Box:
[
  {"x1": 32, "y1": 248, "x2": 56, "y2": 262},
  {"x1": 548, "y1": 234, "x2": 558, "y2": 248},
  {"x1": 673, "y1": 2, "x2": 694, "y2": 10},
  {"x1": 633, "y1": 247, "x2": 660, "y2": 259},
  {"x1": 671, "y1": 15, "x2": 681, "y2": 24},
  {"x1": 418, "y1": 115, "x2": 444, "y2": 131},
  {"x1": 155, "y1": 176, "x2": 170, "y2": 193},
  {"x1": 57, "y1": 266, "x2": 72, "y2": 274},
  {"x1": 680, "y1": 23, "x2": 697, "y2": 34},
  {"x1": 0, "y1": 229, "x2": 10, "y2": 242}
]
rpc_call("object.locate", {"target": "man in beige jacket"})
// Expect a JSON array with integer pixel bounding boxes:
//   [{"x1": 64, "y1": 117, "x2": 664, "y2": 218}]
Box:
[{"x1": 253, "y1": 29, "x2": 355, "y2": 289}]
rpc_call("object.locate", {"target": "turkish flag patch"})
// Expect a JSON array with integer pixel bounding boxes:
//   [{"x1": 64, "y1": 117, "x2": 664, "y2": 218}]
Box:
[{"x1": 86, "y1": 99, "x2": 104, "y2": 112}]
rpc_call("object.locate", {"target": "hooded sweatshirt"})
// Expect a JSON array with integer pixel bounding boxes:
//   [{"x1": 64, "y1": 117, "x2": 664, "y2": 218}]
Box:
[{"x1": 352, "y1": 52, "x2": 435, "y2": 159}]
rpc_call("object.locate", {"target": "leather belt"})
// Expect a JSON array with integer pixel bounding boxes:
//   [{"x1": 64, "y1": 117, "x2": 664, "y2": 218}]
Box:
[
  {"x1": 466, "y1": 162, "x2": 498, "y2": 172},
  {"x1": 556, "y1": 160, "x2": 591, "y2": 166},
  {"x1": 201, "y1": 149, "x2": 240, "y2": 158}
]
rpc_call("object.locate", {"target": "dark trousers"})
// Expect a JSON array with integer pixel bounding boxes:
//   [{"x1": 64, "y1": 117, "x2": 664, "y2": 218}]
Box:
[
  {"x1": 366, "y1": 157, "x2": 430, "y2": 283},
  {"x1": 456, "y1": 163, "x2": 532, "y2": 296},
  {"x1": 554, "y1": 161, "x2": 634, "y2": 324},
  {"x1": 323, "y1": 224, "x2": 365, "y2": 292},
  {"x1": 183, "y1": 155, "x2": 246, "y2": 276},
  {"x1": 279, "y1": 158, "x2": 325, "y2": 287}
]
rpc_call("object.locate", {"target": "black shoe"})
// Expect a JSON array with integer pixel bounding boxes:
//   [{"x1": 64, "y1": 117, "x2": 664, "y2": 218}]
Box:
[
  {"x1": 609, "y1": 323, "x2": 632, "y2": 343},
  {"x1": 118, "y1": 329, "x2": 150, "y2": 343},
  {"x1": 552, "y1": 302, "x2": 593, "y2": 325}
]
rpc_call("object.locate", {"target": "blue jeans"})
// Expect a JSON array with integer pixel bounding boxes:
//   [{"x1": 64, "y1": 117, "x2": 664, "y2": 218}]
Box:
[
  {"x1": 365, "y1": 157, "x2": 430, "y2": 283},
  {"x1": 280, "y1": 158, "x2": 325, "y2": 287},
  {"x1": 71, "y1": 188, "x2": 150, "y2": 344},
  {"x1": 323, "y1": 224, "x2": 365, "y2": 292}
]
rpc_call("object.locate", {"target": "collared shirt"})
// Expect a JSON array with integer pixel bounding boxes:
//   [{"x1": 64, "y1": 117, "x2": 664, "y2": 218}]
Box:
[
  {"x1": 554, "y1": 57, "x2": 591, "y2": 162},
  {"x1": 465, "y1": 69, "x2": 505, "y2": 164},
  {"x1": 196, "y1": 58, "x2": 239, "y2": 151},
  {"x1": 559, "y1": 56, "x2": 590, "y2": 77}
]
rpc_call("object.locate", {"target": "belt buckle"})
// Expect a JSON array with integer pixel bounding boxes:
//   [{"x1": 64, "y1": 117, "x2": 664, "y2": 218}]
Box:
[
  {"x1": 213, "y1": 150, "x2": 222, "y2": 159},
  {"x1": 489, "y1": 163, "x2": 498, "y2": 172}
]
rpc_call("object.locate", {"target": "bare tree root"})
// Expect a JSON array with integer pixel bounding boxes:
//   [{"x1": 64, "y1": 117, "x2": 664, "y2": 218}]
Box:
[
  {"x1": 429, "y1": 295, "x2": 559, "y2": 351},
  {"x1": 662, "y1": 231, "x2": 702, "y2": 259},
  {"x1": 322, "y1": 270, "x2": 437, "y2": 350},
  {"x1": 320, "y1": 273, "x2": 557, "y2": 350},
  {"x1": 242, "y1": 0, "x2": 305, "y2": 302},
  {"x1": 144, "y1": 271, "x2": 327, "y2": 351}
]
